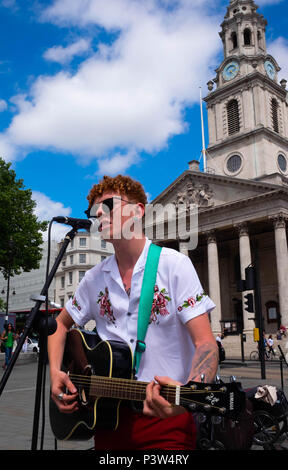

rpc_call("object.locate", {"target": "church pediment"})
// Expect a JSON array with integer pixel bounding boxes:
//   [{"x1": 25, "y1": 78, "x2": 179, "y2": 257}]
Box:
[{"x1": 152, "y1": 170, "x2": 285, "y2": 211}]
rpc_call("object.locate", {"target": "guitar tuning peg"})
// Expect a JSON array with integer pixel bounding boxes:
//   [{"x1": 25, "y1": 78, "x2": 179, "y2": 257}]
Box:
[
  {"x1": 230, "y1": 375, "x2": 237, "y2": 382},
  {"x1": 200, "y1": 374, "x2": 205, "y2": 383},
  {"x1": 211, "y1": 415, "x2": 223, "y2": 425},
  {"x1": 197, "y1": 413, "x2": 207, "y2": 424},
  {"x1": 188, "y1": 403, "x2": 197, "y2": 411}
]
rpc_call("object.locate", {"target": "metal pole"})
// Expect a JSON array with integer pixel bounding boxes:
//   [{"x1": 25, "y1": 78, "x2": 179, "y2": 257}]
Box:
[
  {"x1": 4, "y1": 269, "x2": 10, "y2": 325},
  {"x1": 240, "y1": 333, "x2": 245, "y2": 362},
  {"x1": 199, "y1": 87, "x2": 207, "y2": 173},
  {"x1": 253, "y1": 242, "x2": 266, "y2": 379}
]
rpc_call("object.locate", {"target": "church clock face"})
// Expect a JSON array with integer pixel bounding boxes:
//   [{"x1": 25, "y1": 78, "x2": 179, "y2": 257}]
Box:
[
  {"x1": 222, "y1": 61, "x2": 240, "y2": 81},
  {"x1": 264, "y1": 60, "x2": 276, "y2": 80}
]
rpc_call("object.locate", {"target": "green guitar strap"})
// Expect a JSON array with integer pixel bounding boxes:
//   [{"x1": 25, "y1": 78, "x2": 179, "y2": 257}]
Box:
[{"x1": 133, "y1": 243, "x2": 162, "y2": 376}]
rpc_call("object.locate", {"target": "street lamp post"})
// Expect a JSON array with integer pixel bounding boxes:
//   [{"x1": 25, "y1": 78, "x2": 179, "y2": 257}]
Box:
[
  {"x1": 1, "y1": 276, "x2": 16, "y2": 328},
  {"x1": 4, "y1": 267, "x2": 11, "y2": 325},
  {"x1": 3, "y1": 240, "x2": 15, "y2": 327}
]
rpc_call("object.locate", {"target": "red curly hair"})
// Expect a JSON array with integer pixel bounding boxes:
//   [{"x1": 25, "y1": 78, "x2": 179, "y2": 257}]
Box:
[{"x1": 87, "y1": 175, "x2": 147, "y2": 210}]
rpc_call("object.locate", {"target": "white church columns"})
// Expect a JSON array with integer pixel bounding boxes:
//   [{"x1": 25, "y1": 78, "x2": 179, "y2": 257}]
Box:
[
  {"x1": 271, "y1": 214, "x2": 288, "y2": 328},
  {"x1": 206, "y1": 230, "x2": 222, "y2": 334},
  {"x1": 178, "y1": 213, "x2": 288, "y2": 337},
  {"x1": 179, "y1": 232, "x2": 222, "y2": 334},
  {"x1": 234, "y1": 222, "x2": 254, "y2": 333}
]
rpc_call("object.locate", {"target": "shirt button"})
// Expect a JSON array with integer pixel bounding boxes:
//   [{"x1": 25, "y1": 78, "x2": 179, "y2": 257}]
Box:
[
  {"x1": 127, "y1": 312, "x2": 132, "y2": 316},
  {"x1": 130, "y1": 338, "x2": 134, "y2": 343}
]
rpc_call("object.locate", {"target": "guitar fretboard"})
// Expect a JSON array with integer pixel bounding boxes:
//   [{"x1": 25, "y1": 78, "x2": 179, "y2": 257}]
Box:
[{"x1": 70, "y1": 374, "x2": 178, "y2": 403}]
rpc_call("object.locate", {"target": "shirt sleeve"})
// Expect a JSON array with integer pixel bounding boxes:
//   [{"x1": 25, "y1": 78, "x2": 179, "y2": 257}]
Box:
[
  {"x1": 65, "y1": 276, "x2": 91, "y2": 327},
  {"x1": 174, "y1": 254, "x2": 216, "y2": 324}
]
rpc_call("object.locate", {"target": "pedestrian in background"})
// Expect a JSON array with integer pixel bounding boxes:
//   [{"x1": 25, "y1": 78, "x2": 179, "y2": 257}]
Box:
[
  {"x1": 1, "y1": 323, "x2": 15, "y2": 370},
  {"x1": 267, "y1": 334, "x2": 275, "y2": 357}
]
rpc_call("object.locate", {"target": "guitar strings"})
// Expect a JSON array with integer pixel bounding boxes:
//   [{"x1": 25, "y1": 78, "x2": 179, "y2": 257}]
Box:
[
  {"x1": 69, "y1": 382, "x2": 225, "y2": 410},
  {"x1": 69, "y1": 372, "x2": 226, "y2": 392},
  {"x1": 69, "y1": 374, "x2": 224, "y2": 394},
  {"x1": 69, "y1": 374, "x2": 225, "y2": 394},
  {"x1": 67, "y1": 373, "x2": 227, "y2": 409}
]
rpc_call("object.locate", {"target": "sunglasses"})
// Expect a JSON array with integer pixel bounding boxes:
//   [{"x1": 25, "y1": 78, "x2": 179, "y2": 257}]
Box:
[{"x1": 86, "y1": 196, "x2": 135, "y2": 219}]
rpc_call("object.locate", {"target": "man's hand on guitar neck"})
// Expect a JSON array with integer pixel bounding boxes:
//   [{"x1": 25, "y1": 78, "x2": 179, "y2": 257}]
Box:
[
  {"x1": 50, "y1": 369, "x2": 79, "y2": 413},
  {"x1": 143, "y1": 376, "x2": 186, "y2": 419}
]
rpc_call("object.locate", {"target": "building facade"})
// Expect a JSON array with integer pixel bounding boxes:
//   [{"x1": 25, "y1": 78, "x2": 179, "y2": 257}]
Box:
[
  {"x1": 150, "y1": 0, "x2": 288, "y2": 357},
  {"x1": 0, "y1": 240, "x2": 58, "y2": 313}
]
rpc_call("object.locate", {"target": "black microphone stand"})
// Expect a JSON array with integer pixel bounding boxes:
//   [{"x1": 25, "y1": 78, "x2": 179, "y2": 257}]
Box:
[{"x1": 0, "y1": 226, "x2": 78, "y2": 450}]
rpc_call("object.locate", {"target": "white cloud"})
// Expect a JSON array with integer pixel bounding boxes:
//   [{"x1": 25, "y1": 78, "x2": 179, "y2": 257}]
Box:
[
  {"x1": 96, "y1": 150, "x2": 140, "y2": 175},
  {"x1": 1, "y1": 0, "x2": 17, "y2": 9},
  {"x1": 145, "y1": 191, "x2": 152, "y2": 203},
  {"x1": 268, "y1": 37, "x2": 288, "y2": 82},
  {"x1": 0, "y1": 0, "x2": 222, "y2": 169},
  {"x1": 43, "y1": 38, "x2": 91, "y2": 64},
  {"x1": 0, "y1": 133, "x2": 17, "y2": 160},
  {"x1": 0, "y1": 99, "x2": 7, "y2": 111},
  {"x1": 32, "y1": 190, "x2": 72, "y2": 241}
]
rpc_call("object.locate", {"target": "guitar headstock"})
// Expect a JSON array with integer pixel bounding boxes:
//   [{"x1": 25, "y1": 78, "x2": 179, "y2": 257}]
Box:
[{"x1": 179, "y1": 378, "x2": 246, "y2": 420}]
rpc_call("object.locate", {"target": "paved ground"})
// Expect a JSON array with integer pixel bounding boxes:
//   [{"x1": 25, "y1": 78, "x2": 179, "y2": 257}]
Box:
[
  {"x1": 0, "y1": 359, "x2": 94, "y2": 451},
  {"x1": 0, "y1": 357, "x2": 288, "y2": 451}
]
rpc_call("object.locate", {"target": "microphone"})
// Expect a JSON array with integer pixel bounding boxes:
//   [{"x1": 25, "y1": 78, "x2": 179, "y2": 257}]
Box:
[{"x1": 52, "y1": 216, "x2": 92, "y2": 230}]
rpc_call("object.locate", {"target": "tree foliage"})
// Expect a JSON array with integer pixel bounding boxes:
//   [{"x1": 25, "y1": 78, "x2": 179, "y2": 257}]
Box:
[
  {"x1": 0, "y1": 158, "x2": 48, "y2": 279},
  {"x1": 0, "y1": 297, "x2": 6, "y2": 312}
]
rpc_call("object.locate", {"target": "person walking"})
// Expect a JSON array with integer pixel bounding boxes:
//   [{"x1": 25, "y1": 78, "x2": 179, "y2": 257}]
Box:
[
  {"x1": 267, "y1": 334, "x2": 275, "y2": 357},
  {"x1": 1, "y1": 323, "x2": 15, "y2": 369}
]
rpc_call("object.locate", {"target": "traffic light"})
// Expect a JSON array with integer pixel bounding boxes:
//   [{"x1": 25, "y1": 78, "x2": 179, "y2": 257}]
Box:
[
  {"x1": 237, "y1": 266, "x2": 255, "y2": 292},
  {"x1": 244, "y1": 293, "x2": 254, "y2": 313},
  {"x1": 245, "y1": 266, "x2": 255, "y2": 290}
]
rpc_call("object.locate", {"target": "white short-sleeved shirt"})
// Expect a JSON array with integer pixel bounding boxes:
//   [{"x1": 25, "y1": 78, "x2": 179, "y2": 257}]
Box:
[{"x1": 66, "y1": 238, "x2": 215, "y2": 384}]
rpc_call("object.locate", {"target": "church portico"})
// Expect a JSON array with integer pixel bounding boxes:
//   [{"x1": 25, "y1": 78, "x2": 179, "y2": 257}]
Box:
[
  {"x1": 152, "y1": 176, "x2": 288, "y2": 357},
  {"x1": 192, "y1": 213, "x2": 286, "y2": 357}
]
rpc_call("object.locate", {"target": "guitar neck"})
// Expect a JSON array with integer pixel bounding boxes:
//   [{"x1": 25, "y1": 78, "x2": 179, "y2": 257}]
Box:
[
  {"x1": 68, "y1": 372, "x2": 245, "y2": 419},
  {"x1": 70, "y1": 374, "x2": 178, "y2": 404}
]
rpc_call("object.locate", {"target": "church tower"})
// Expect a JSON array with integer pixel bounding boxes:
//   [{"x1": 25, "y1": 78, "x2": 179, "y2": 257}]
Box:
[{"x1": 204, "y1": 0, "x2": 288, "y2": 183}]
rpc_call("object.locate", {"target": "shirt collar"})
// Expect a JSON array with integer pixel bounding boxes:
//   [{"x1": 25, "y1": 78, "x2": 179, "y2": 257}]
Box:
[{"x1": 102, "y1": 237, "x2": 152, "y2": 277}]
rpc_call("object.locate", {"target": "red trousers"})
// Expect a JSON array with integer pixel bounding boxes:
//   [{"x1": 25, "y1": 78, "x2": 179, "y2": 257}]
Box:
[{"x1": 93, "y1": 406, "x2": 196, "y2": 450}]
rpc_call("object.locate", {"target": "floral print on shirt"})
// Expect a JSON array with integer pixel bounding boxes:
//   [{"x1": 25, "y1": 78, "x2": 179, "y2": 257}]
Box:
[
  {"x1": 72, "y1": 296, "x2": 81, "y2": 311},
  {"x1": 97, "y1": 287, "x2": 116, "y2": 325},
  {"x1": 149, "y1": 285, "x2": 171, "y2": 324},
  {"x1": 177, "y1": 292, "x2": 207, "y2": 312}
]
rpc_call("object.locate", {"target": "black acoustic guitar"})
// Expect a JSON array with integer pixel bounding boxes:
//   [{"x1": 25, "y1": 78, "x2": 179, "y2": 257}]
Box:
[{"x1": 49, "y1": 328, "x2": 246, "y2": 441}]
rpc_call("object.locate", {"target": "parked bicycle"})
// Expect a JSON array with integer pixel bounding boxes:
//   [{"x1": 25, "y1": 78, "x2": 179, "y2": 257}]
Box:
[{"x1": 250, "y1": 348, "x2": 277, "y2": 361}]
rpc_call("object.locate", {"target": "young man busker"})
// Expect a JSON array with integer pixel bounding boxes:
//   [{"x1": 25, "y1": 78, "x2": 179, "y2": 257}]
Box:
[{"x1": 48, "y1": 174, "x2": 218, "y2": 450}]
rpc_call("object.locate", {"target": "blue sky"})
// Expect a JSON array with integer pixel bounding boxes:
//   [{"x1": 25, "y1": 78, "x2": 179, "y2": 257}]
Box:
[{"x1": 0, "y1": 0, "x2": 288, "y2": 241}]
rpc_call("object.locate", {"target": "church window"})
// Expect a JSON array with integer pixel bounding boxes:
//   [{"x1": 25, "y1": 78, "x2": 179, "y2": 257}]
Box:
[
  {"x1": 226, "y1": 154, "x2": 242, "y2": 173},
  {"x1": 227, "y1": 99, "x2": 240, "y2": 135},
  {"x1": 278, "y1": 154, "x2": 287, "y2": 173},
  {"x1": 243, "y1": 28, "x2": 251, "y2": 46},
  {"x1": 231, "y1": 31, "x2": 238, "y2": 49},
  {"x1": 271, "y1": 98, "x2": 279, "y2": 133}
]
